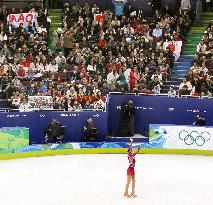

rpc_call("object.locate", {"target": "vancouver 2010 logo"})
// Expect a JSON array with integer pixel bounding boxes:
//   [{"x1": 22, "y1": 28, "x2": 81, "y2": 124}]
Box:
[{"x1": 179, "y1": 130, "x2": 211, "y2": 146}]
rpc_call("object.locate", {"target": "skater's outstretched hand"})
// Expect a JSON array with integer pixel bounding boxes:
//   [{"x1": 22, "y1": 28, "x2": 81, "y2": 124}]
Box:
[{"x1": 136, "y1": 143, "x2": 141, "y2": 154}]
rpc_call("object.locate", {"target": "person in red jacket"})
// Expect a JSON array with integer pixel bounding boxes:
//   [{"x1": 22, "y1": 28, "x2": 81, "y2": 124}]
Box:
[
  {"x1": 21, "y1": 58, "x2": 30, "y2": 68},
  {"x1": 129, "y1": 68, "x2": 139, "y2": 91},
  {"x1": 17, "y1": 66, "x2": 26, "y2": 78},
  {"x1": 124, "y1": 138, "x2": 141, "y2": 198}
]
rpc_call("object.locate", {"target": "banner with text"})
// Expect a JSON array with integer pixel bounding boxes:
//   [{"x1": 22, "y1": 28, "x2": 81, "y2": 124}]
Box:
[
  {"x1": 7, "y1": 12, "x2": 36, "y2": 28},
  {"x1": 28, "y1": 96, "x2": 53, "y2": 110}
]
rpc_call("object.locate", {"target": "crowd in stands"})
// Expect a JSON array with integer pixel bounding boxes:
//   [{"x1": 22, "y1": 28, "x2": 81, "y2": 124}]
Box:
[
  {"x1": 176, "y1": 20, "x2": 213, "y2": 98},
  {"x1": 0, "y1": 2, "x2": 53, "y2": 108},
  {"x1": 0, "y1": 0, "x2": 196, "y2": 111}
]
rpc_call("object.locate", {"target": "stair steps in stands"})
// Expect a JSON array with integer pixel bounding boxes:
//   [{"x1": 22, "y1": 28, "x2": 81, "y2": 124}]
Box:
[
  {"x1": 49, "y1": 9, "x2": 63, "y2": 51},
  {"x1": 161, "y1": 55, "x2": 194, "y2": 93},
  {"x1": 161, "y1": 12, "x2": 213, "y2": 94}
]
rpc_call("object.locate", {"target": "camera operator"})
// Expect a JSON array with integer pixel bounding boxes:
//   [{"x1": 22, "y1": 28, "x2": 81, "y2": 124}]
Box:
[
  {"x1": 45, "y1": 118, "x2": 66, "y2": 143},
  {"x1": 193, "y1": 114, "x2": 206, "y2": 126},
  {"x1": 117, "y1": 100, "x2": 135, "y2": 137}
]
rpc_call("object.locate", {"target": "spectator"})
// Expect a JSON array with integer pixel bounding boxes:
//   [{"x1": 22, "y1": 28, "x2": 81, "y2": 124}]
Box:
[
  {"x1": 179, "y1": 78, "x2": 192, "y2": 91},
  {"x1": 63, "y1": 29, "x2": 74, "y2": 58},
  {"x1": 180, "y1": 0, "x2": 191, "y2": 15},
  {"x1": 194, "y1": 0, "x2": 202, "y2": 26},
  {"x1": 112, "y1": 0, "x2": 127, "y2": 17},
  {"x1": 152, "y1": 23, "x2": 163, "y2": 38},
  {"x1": 0, "y1": 1, "x2": 195, "y2": 110},
  {"x1": 53, "y1": 28, "x2": 63, "y2": 52},
  {"x1": 47, "y1": 60, "x2": 58, "y2": 72},
  {"x1": 168, "y1": 85, "x2": 177, "y2": 97},
  {"x1": 19, "y1": 97, "x2": 30, "y2": 112}
]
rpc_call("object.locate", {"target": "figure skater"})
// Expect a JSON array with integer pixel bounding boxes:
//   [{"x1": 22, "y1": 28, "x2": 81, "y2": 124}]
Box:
[{"x1": 124, "y1": 138, "x2": 141, "y2": 198}]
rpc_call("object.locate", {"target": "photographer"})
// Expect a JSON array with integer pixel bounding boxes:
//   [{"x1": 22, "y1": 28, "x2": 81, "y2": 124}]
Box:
[
  {"x1": 117, "y1": 100, "x2": 135, "y2": 137},
  {"x1": 193, "y1": 114, "x2": 206, "y2": 126},
  {"x1": 45, "y1": 118, "x2": 66, "y2": 143}
]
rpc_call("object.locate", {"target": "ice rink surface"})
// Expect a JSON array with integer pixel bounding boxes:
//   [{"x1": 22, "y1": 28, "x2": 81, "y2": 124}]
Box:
[{"x1": 0, "y1": 154, "x2": 213, "y2": 205}]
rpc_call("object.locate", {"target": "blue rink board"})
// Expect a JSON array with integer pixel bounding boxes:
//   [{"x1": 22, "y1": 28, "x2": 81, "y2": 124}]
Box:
[{"x1": 13, "y1": 142, "x2": 145, "y2": 153}]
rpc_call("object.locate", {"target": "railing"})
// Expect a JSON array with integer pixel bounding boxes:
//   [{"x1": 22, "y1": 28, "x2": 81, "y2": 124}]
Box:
[
  {"x1": 180, "y1": 95, "x2": 201, "y2": 99},
  {"x1": 201, "y1": 96, "x2": 213, "y2": 100},
  {"x1": 109, "y1": 92, "x2": 212, "y2": 99},
  {"x1": 4, "y1": 108, "x2": 104, "y2": 112},
  {"x1": 138, "y1": 93, "x2": 170, "y2": 97}
]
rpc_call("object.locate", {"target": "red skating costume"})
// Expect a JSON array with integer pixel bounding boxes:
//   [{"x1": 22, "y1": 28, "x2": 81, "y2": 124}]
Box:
[
  {"x1": 124, "y1": 140, "x2": 141, "y2": 198},
  {"x1": 127, "y1": 152, "x2": 136, "y2": 175}
]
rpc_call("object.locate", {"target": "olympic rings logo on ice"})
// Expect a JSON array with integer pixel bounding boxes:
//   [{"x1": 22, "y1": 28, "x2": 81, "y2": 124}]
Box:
[{"x1": 179, "y1": 130, "x2": 211, "y2": 146}]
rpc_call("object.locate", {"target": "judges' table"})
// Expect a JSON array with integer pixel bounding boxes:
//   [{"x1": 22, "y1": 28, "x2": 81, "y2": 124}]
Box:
[
  {"x1": 0, "y1": 127, "x2": 29, "y2": 154},
  {"x1": 149, "y1": 124, "x2": 213, "y2": 150}
]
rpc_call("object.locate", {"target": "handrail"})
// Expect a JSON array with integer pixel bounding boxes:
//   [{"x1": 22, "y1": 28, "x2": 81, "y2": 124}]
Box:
[
  {"x1": 2, "y1": 0, "x2": 41, "y2": 2},
  {"x1": 126, "y1": 93, "x2": 137, "y2": 95},
  {"x1": 152, "y1": 94, "x2": 170, "y2": 96},
  {"x1": 10, "y1": 109, "x2": 65, "y2": 112},
  {"x1": 7, "y1": 108, "x2": 104, "y2": 112},
  {"x1": 201, "y1": 96, "x2": 213, "y2": 99},
  {"x1": 81, "y1": 109, "x2": 104, "y2": 112},
  {"x1": 181, "y1": 95, "x2": 201, "y2": 99},
  {"x1": 108, "y1": 92, "x2": 122, "y2": 95},
  {"x1": 138, "y1": 93, "x2": 155, "y2": 96}
]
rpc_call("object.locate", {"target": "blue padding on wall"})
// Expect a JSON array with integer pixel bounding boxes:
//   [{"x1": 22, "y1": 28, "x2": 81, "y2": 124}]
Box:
[
  {"x1": 1, "y1": 95, "x2": 213, "y2": 145},
  {"x1": 107, "y1": 95, "x2": 213, "y2": 136},
  {"x1": 0, "y1": 112, "x2": 107, "y2": 144}
]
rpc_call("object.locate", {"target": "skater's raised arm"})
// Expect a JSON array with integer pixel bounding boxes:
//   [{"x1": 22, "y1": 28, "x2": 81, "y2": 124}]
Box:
[
  {"x1": 127, "y1": 138, "x2": 133, "y2": 153},
  {"x1": 135, "y1": 144, "x2": 141, "y2": 154}
]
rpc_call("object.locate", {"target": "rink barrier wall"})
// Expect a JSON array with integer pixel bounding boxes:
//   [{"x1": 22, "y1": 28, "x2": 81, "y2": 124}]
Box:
[
  {"x1": 2, "y1": 95, "x2": 213, "y2": 145},
  {"x1": 0, "y1": 111, "x2": 107, "y2": 144},
  {"x1": 107, "y1": 95, "x2": 213, "y2": 136},
  {"x1": 2, "y1": 137, "x2": 213, "y2": 156},
  {"x1": 2, "y1": 94, "x2": 213, "y2": 158}
]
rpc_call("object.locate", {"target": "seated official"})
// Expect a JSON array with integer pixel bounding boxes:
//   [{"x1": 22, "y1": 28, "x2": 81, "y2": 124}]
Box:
[
  {"x1": 45, "y1": 118, "x2": 66, "y2": 143},
  {"x1": 83, "y1": 118, "x2": 98, "y2": 142}
]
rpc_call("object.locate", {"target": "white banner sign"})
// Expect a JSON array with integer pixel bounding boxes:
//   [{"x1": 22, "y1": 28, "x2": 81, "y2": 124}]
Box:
[
  {"x1": 7, "y1": 12, "x2": 36, "y2": 28},
  {"x1": 28, "y1": 96, "x2": 53, "y2": 110},
  {"x1": 150, "y1": 125, "x2": 213, "y2": 150}
]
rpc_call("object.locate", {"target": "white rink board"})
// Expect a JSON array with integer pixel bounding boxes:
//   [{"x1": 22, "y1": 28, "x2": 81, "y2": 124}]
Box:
[{"x1": 150, "y1": 124, "x2": 213, "y2": 150}]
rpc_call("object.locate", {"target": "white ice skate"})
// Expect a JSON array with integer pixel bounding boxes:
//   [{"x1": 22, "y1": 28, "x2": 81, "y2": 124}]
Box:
[
  {"x1": 124, "y1": 193, "x2": 131, "y2": 198},
  {"x1": 131, "y1": 193, "x2": 137, "y2": 198}
]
